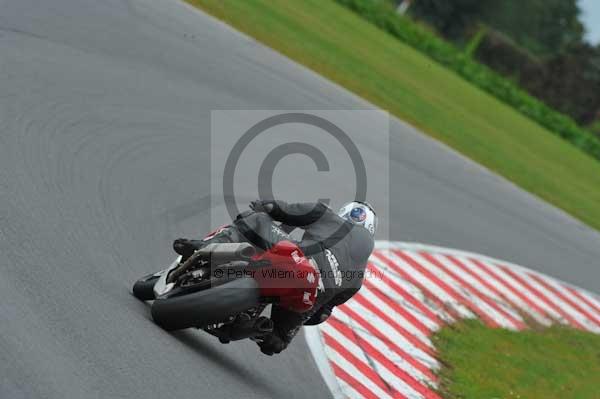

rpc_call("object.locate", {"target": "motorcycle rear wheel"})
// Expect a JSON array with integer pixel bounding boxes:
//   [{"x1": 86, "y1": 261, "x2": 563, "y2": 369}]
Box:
[
  {"x1": 151, "y1": 277, "x2": 260, "y2": 331},
  {"x1": 132, "y1": 274, "x2": 159, "y2": 301}
]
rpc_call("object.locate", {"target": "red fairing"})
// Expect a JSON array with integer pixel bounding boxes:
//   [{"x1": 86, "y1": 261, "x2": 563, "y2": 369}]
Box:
[
  {"x1": 253, "y1": 241, "x2": 319, "y2": 313},
  {"x1": 202, "y1": 224, "x2": 230, "y2": 241}
]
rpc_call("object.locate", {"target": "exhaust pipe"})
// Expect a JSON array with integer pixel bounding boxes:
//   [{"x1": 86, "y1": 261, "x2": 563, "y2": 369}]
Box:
[
  {"x1": 197, "y1": 242, "x2": 256, "y2": 264},
  {"x1": 167, "y1": 242, "x2": 257, "y2": 284}
]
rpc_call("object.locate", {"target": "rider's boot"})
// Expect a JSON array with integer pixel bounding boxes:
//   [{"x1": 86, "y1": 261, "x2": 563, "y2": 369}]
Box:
[{"x1": 172, "y1": 238, "x2": 203, "y2": 260}]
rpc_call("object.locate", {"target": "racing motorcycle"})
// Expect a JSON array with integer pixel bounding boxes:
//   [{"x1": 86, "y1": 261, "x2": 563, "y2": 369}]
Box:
[{"x1": 132, "y1": 238, "x2": 319, "y2": 344}]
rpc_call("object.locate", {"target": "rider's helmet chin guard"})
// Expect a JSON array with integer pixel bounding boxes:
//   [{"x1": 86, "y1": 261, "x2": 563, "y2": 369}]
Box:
[{"x1": 337, "y1": 201, "x2": 377, "y2": 236}]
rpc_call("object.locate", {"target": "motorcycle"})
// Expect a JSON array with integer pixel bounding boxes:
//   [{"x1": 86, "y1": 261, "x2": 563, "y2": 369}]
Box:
[{"x1": 132, "y1": 237, "x2": 319, "y2": 344}]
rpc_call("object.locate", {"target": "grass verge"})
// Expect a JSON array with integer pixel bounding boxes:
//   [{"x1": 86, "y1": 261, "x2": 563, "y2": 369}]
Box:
[
  {"x1": 187, "y1": 0, "x2": 600, "y2": 231},
  {"x1": 335, "y1": 0, "x2": 600, "y2": 162},
  {"x1": 434, "y1": 320, "x2": 600, "y2": 398}
]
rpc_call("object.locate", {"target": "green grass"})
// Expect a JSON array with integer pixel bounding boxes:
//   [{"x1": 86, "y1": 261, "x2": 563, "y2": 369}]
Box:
[
  {"x1": 188, "y1": 0, "x2": 600, "y2": 231},
  {"x1": 434, "y1": 320, "x2": 600, "y2": 398}
]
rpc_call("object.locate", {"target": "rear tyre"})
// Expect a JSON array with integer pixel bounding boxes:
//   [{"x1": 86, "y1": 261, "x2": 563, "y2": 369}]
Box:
[
  {"x1": 132, "y1": 274, "x2": 159, "y2": 301},
  {"x1": 151, "y1": 277, "x2": 260, "y2": 331}
]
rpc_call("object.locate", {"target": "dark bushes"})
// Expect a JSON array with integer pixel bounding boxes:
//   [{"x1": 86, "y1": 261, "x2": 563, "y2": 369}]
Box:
[{"x1": 335, "y1": 0, "x2": 600, "y2": 160}]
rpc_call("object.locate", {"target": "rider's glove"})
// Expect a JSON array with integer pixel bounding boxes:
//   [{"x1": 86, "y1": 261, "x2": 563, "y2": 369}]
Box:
[
  {"x1": 257, "y1": 332, "x2": 288, "y2": 356},
  {"x1": 250, "y1": 200, "x2": 275, "y2": 214},
  {"x1": 303, "y1": 305, "x2": 333, "y2": 326}
]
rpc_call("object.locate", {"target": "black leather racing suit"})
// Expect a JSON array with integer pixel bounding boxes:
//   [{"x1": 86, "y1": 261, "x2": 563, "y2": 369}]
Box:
[{"x1": 237, "y1": 200, "x2": 374, "y2": 352}]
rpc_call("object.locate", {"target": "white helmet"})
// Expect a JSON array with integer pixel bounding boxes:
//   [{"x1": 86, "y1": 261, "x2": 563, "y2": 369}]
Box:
[{"x1": 338, "y1": 201, "x2": 377, "y2": 236}]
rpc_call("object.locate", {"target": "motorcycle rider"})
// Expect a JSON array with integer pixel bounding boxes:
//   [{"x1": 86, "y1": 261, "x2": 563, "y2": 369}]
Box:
[{"x1": 173, "y1": 199, "x2": 376, "y2": 356}]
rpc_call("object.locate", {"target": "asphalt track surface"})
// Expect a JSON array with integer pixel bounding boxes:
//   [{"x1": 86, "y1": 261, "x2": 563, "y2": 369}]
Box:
[{"x1": 1, "y1": 1, "x2": 600, "y2": 398}]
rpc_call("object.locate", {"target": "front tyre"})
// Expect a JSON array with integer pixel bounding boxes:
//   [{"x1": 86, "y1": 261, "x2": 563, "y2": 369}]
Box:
[
  {"x1": 151, "y1": 277, "x2": 260, "y2": 331},
  {"x1": 132, "y1": 274, "x2": 159, "y2": 301}
]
